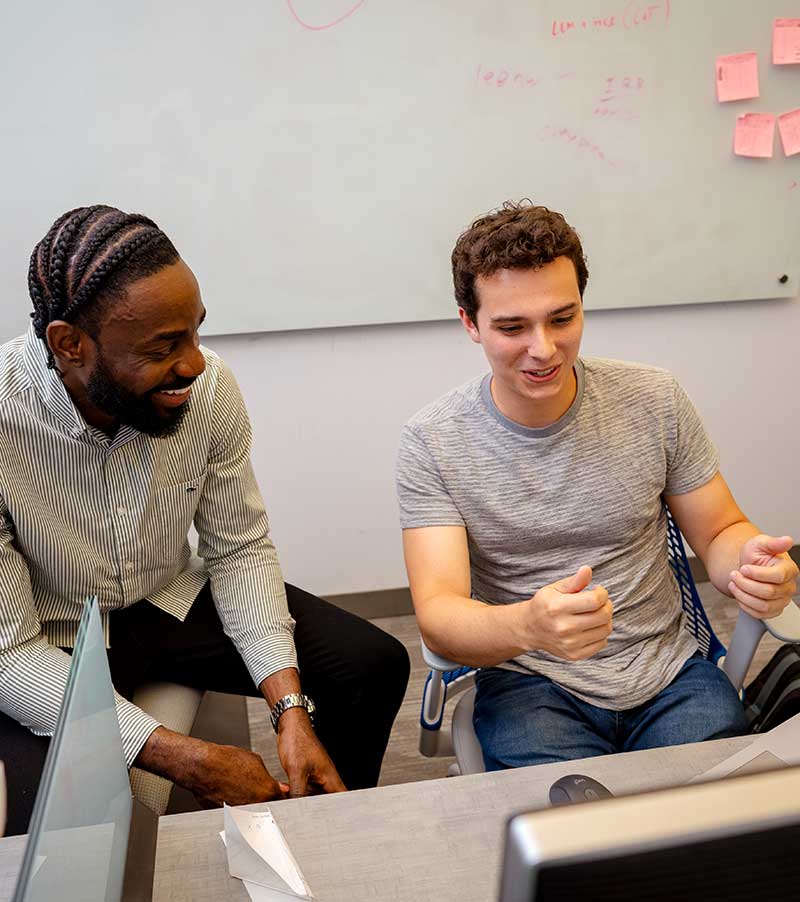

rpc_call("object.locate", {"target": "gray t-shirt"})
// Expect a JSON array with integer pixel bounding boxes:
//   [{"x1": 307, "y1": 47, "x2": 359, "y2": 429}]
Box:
[{"x1": 396, "y1": 357, "x2": 719, "y2": 710}]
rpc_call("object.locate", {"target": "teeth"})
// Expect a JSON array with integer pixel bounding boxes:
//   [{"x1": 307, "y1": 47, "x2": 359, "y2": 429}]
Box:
[
  {"x1": 529, "y1": 367, "x2": 555, "y2": 376},
  {"x1": 161, "y1": 387, "x2": 190, "y2": 395}
]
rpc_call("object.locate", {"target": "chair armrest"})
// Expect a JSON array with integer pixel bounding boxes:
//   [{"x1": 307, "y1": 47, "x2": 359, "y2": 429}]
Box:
[
  {"x1": 764, "y1": 600, "x2": 800, "y2": 643},
  {"x1": 420, "y1": 638, "x2": 463, "y2": 672},
  {"x1": 722, "y1": 601, "x2": 800, "y2": 692}
]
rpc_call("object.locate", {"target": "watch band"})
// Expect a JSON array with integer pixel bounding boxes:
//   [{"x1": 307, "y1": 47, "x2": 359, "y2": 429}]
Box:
[{"x1": 269, "y1": 693, "x2": 316, "y2": 732}]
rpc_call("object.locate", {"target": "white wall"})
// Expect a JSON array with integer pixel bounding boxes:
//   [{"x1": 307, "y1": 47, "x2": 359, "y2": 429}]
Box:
[{"x1": 204, "y1": 295, "x2": 800, "y2": 597}]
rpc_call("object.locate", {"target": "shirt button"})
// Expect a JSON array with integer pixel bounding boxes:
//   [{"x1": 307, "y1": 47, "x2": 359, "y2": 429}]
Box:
[
  {"x1": 125, "y1": 562, "x2": 135, "y2": 572},
  {"x1": 117, "y1": 507, "x2": 127, "y2": 516}
]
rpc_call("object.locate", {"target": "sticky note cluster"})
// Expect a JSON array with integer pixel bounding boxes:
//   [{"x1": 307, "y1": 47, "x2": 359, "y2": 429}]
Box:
[{"x1": 718, "y1": 22, "x2": 800, "y2": 159}]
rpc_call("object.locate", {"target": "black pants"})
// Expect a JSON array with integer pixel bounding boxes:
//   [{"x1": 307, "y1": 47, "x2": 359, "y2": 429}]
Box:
[{"x1": 0, "y1": 583, "x2": 410, "y2": 836}]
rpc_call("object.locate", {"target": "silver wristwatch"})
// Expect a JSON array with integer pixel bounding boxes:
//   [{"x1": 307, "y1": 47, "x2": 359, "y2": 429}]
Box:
[{"x1": 269, "y1": 693, "x2": 316, "y2": 732}]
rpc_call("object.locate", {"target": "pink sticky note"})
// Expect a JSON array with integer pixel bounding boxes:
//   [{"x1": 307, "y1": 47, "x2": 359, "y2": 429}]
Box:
[
  {"x1": 778, "y1": 109, "x2": 800, "y2": 156},
  {"x1": 734, "y1": 114, "x2": 775, "y2": 158},
  {"x1": 716, "y1": 52, "x2": 759, "y2": 102},
  {"x1": 773, "y1": 18, "x2": 800, "y2": 65}
]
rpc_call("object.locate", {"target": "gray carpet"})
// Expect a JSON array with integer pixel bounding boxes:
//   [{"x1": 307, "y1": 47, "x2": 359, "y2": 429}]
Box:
[{"x1": 247, "y1": 582, "x2": 785, "y2": 787}]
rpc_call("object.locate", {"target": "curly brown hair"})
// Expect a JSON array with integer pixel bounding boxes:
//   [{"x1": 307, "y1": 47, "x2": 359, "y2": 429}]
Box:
[{"x1": 451, "y1": 200, "x2": 588, "y2": 322}]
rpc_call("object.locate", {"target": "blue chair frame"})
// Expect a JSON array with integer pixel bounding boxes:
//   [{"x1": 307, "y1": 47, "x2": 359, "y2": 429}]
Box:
[{"x1": 419, "y1": 506, "x2": 800, "y2": 775}]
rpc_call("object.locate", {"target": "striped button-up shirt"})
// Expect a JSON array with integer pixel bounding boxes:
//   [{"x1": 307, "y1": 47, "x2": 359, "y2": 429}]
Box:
[{"x1": 0, "y1": 326, "x2": 295, "y2": 765}]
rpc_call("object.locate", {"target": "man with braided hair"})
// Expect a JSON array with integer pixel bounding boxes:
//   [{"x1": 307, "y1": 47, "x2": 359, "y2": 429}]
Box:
[{"x1": 0, "y1": 205, "x2": 409, "y2": 835}]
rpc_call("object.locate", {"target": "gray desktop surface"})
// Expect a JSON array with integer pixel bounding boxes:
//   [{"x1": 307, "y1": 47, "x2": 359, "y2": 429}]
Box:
[{"x1": 0, "y1": 735, "x2": 753, "y2": 902}]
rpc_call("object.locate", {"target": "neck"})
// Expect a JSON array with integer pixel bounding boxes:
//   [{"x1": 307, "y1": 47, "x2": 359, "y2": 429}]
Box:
[
  {"x1": 490, "y1": 366, "x2": 578, "y2": 429},
  {"x1": 59, "y1": 369, "x2": 119, "y2": 437}
]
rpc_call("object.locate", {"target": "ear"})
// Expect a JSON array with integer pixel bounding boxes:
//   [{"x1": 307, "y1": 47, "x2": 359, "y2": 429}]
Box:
[
  {"x1": 46, "y1": 321, "x2": 91, "y2": 371},
  {"x1": 458, "y1": 307, "x2": 481, "y2": 345}
]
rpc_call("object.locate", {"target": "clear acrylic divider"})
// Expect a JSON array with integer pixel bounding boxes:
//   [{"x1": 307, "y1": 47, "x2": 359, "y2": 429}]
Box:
[{"x1": 13, "y1": 598, "x2": 132, "y2": 902}]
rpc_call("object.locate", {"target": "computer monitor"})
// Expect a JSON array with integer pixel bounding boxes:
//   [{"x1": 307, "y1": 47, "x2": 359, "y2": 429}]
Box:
[
  {"x1": 11, "y1": 599, "x2": 156, "y2": 902},
  {"x1": 499, "y1": 765, "x2": 800, "y2": 902}
]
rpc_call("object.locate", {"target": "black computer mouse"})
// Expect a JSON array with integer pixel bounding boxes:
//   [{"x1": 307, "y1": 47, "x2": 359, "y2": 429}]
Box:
[{"x1": 549, "y1": 773, "x2": 614, "y2": 806}]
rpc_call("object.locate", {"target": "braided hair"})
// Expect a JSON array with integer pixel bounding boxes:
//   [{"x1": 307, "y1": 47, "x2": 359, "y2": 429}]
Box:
[{"x1": 28, "y1": 205, "x2": 180, "y2": 368}]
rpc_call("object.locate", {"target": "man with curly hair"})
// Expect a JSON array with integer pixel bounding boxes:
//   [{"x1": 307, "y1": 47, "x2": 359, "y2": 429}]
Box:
[{"x1": 397, "y1": 201, "x2": 797, "y2": 770}]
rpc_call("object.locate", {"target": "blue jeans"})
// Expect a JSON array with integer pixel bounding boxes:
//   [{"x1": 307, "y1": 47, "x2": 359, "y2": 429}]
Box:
[{"x1": 473, "y1": 652, "x2": 748, "y2": 771}]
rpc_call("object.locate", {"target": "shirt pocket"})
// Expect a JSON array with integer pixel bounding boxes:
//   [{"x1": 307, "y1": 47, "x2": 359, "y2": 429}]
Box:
[{"x1": 152, "y1": 470, "x2": 209, "y2": 546}]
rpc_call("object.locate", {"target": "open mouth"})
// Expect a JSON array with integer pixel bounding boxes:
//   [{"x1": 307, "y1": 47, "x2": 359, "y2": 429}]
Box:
[
  {"x1": 521, "y1": 365, "x2": 560, "y2": 383},
  {"x1": 152, "y1": 385, "x2": 193, "y2": 406}
]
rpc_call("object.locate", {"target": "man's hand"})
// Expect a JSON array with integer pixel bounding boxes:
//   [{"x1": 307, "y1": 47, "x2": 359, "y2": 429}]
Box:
[
  {"x1": 135, "y1": 727, "x2": 288, "y2": 808},
  {"x1": 520, "y1": 565, "x2": 612, "y2": 661},
  {"x1": 729, "y1": 534, "x2": 798, "y2": 620},
  {"x1": 276, "y1": 709, "x2": 347, "y2": 797}
]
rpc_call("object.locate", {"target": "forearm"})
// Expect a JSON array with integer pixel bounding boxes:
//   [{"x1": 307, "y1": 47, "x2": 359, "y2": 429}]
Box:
[
  {"x1": 417, "y1": 592, "x2": 531, "y2": 668},
  {"x1": 704, "y1": 519, "x2": 760, "y2": 595},
  {"x1": 134, "y1": 726, "x2": 209, "y2": 787}
]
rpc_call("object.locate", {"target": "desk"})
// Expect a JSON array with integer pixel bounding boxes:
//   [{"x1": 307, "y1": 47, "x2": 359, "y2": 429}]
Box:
[{"x1": 0, "y1": 735, "x2": 753, "y2": 902}]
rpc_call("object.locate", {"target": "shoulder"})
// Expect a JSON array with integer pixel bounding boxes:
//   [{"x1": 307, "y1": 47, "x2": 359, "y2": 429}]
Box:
[
  {"x1": 0, "y1": 334, "x2": 34, "y2": 407},
  {"x1": 581, "y1": 357, "x2": 679, "y2": 405},
  {"x1": 403, "y1": 375, "x2": 487, "y2": 435}
]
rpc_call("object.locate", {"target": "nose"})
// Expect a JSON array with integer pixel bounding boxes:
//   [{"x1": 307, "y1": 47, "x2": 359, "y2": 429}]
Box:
[
  {"x1": 174, "y1": 343, "x2": 206, "y2": 381},
  {"x1": 526, "y1": 327, "x2": 556, "y2": 361}
]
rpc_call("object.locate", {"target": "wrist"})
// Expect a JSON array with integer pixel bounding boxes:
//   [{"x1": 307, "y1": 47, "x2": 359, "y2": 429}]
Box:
[
  {"x1": 508, "y1": 597, "x2": 538, "y2": 653},
  {"x1": 275, "y1": 706, "x2": 314, "y2": 734},
  {"x1": 269, "y1": 692, "x2": 316, "y2": 732}
]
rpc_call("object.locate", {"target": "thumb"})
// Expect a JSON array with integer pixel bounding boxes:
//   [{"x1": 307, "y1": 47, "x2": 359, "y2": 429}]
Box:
[
  {"x1": 749, "y1": 535, "x2": 793, "y2": 559},
  {"x1": 552, "y1": 565, "x2": 593, "y2": 594}
]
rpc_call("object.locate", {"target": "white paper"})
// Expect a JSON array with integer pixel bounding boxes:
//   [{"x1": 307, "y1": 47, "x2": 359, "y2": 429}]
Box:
[
  {"x1": 690, "y1": 712, "x2": 800, "y2": 784},
  {"x1": 221, "y1": 805, "x2": 314, "y2": 901}
]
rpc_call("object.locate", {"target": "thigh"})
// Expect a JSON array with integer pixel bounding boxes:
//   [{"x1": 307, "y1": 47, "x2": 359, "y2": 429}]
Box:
[
  {"x1": 108, "y1": 584, "x2": 263, "y2": 698},
  {"x1": 623, "y1": 653, "x2": 748, "y2": 753},
  {"x1": 286, "y1": 583, "x2": 409, "y2": 703},
  {"x1": 0, "y1": 710, "x2": 50, "y2": 836},
  {"x1": 473, "y1": 668, "x2": 617, "y2": 771}
]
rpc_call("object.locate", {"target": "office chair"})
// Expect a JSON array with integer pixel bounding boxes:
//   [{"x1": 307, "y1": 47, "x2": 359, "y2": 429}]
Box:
[{"x1": 419, "y1": 507, "x2": 800, "y2": 776}]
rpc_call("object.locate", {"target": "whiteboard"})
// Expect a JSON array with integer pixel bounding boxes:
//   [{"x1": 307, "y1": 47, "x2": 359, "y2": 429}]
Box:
[{"x1": 0, "y1": 0, "x2": 798, "y2": 340}]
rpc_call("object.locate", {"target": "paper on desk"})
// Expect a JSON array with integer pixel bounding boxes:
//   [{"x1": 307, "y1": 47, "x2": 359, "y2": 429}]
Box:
[
  {"x1": 221, "y1": 804, "x2": 314, "y2": 901},
  {"x1": 690, "y1": 712, "x2": 800, "y2": 784}
]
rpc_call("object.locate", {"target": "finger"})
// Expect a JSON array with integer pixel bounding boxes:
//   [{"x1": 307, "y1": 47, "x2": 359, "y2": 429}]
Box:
[
  {"x1": 551, "y1": 565, "x2": 593, "y2": 595},
  {"x1": 288, "y1": 770, "x2": 311, "y2": 798},
  {"x1": 558, "y1": 588, "x2": 609, "y2": 615},
  {"x1": 569, "y1": 608, "x2": 613, "y2": 633},
  {"x1": 735, "y1": 598, "x2": 776, "y2": 621},
  {"x1": 575, "y1": 623, "x2": 613, "y2": 647},
  {"x1": 279, "y1": 782, "x2": 290, "y2": 796},
  {"x1": 737, "y1": 563, "x2": 795, "y2": 585},
  {"x1": 315, "y1": 770, "x2": 347, "y2": 794},
  {"x1": 730, "y1": 571, "x2": 796, "y2": 602},
  {"x1": 728, "y1": 580, "x2": 789, "y2": 617},
  {"x1": 570, "y1": 637, "x2": 609, "y2": 660}
]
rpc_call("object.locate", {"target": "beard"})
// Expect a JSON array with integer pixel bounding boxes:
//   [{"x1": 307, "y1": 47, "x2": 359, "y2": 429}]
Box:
[{"x1": 86, "y1": 352, "x2": 190, "y2": 438}]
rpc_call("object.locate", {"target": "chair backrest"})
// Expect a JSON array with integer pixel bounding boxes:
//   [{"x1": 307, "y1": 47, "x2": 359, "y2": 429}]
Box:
[{"x1": 664, "y1": 506, "x2": 725, "y2": 663}]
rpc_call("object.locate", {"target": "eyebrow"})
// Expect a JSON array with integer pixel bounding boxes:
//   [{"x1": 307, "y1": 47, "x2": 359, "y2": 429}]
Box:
[
  {"x1": 146, "y1": 307, "x2": 207, "y2": 344},
  {"x1": 489, "y1": 302, "x2": 579, "y2": 324}
]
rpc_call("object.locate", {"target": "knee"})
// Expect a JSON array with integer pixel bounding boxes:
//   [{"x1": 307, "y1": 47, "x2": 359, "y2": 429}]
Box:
[{"x1": 370, "y1": 631, "x2": 410, "y2": 700}]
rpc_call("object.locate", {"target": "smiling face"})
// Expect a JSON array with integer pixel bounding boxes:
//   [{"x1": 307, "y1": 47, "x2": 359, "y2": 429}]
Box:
[
  {"x1": 459, "y1": 256, "x2": 584, "y2": 428},
  {"x1": 48, "y1": 259, "x2": 207, "y2": 437}
]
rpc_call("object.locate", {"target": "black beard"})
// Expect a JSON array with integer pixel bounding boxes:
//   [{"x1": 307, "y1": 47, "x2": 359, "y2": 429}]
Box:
[{"x1": 86, "y1": 352, "x2": 189, "y2": 438}]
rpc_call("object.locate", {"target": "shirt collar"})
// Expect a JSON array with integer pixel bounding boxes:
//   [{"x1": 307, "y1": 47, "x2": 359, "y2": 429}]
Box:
[
  {"x1": 481, "y1": 358, "x2": 585, "y2": 438},
  {"x1": 22, "y1": 324, "x2": 91, "y2": 438}
]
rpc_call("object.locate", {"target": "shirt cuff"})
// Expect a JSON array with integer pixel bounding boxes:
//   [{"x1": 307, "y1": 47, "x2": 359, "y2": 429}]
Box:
[
  {"x1": 240, "y1": 632, "x2": 299, "y2": 690},
  {"x1": 115, "y1": 695, "x2": 162, "y2": 768}
]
